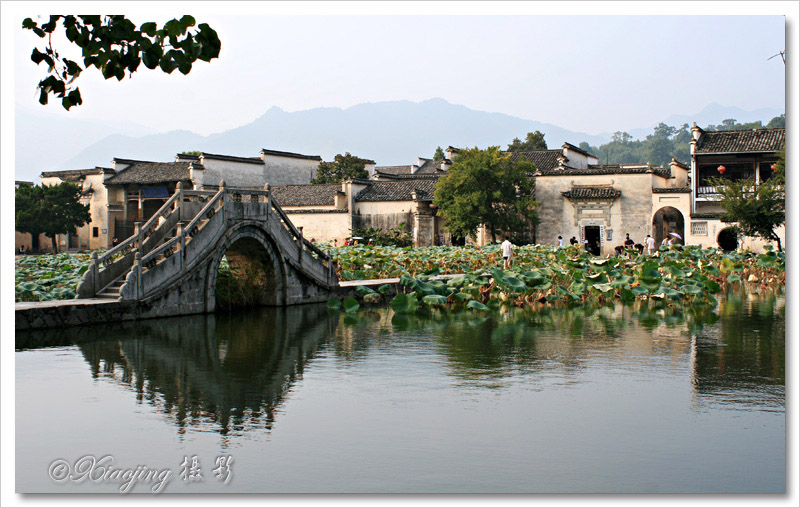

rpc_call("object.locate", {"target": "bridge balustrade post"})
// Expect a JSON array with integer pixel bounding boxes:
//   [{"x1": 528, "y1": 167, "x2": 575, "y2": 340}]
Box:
[
  {"x1": 134, "y1": 251, "x2": 143, "y2": 299},
  {"x1": 265, "y1": 183, "x2": 271, "y2": 214},
  {"x1": 91, "y1": 251, "x2": 99, "y2": 296},
  {"x1": 219, "y1": 180, "x2": 227, "y2": 221},
  {"x1": 176, "y1": 181, "x2": 184, "y2": 216},
  {"x1": 177, "y1": 223, "x2": 185, "y2": 272},
  {"x1": 297, "y1": 226, "x2": 303, "y2": 264},
  {"x1": 327, "y1": 248, "x2": 333, "y2": 283},
  {"x1": 135, "y1": 222, "x2": 143, "y2": 250}
]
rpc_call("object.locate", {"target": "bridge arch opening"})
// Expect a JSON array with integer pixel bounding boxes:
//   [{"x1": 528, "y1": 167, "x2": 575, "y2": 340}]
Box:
[
  {"x1": 208, "y1": 227, "x2": 287, "y2": 312},
  {"x1": 652, "y1": 206, "x2": 684, "y2": 246}
]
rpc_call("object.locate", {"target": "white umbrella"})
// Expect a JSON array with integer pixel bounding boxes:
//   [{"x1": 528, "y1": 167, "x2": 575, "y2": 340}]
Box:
[{"x1": 669, "y1": 232, "x2": 682, "y2": 240}]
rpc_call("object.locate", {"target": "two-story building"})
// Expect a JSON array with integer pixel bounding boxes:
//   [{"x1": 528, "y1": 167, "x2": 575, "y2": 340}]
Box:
[{"x1": 686, "y1": 124, "x2": 785, "y2": 250}]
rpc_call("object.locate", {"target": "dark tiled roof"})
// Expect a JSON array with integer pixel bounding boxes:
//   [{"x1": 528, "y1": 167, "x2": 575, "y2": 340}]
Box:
[
  {"x1": 562, "y1": 142, "x2": 594, "y2": 158},
  {"x1": 270, "y1": 184, "x2": 340, "y2": 207},
  {"x1": 201, "y1": 152, "x2": 264, "y2": 165},
  {"x1": 670, "y1": 158, "x2": 690, "y2": 170},
  {"x1": 105, "y1": 162, "x2": 191, "y2": 185},
  {"x1": 695, "y1": 128, "x2": 785, "y2": 154},
  {"x1": 541, "y1": 164, "x2": 671, "y2": 179},
  {"x1": 40, "y1": 167, "x2": 106, "y2": 180},
  {"x1": 416, "y1": 159, "x2": 449, "y2": 174},
  {"x1": 283, "y1": 209, "x2": 349, "y2": 214},
  {"x1": 505, "y1": 150, "x2": 563, "y2": 171},
  {"x1": 653, "y1": 187, "x2": 692, "y2": 193},
  {"x1": 356, "y1": 180, "x2": 438, "y2": 202},
  {"x1": 374, "y1": 165, "x2": 413, "y2": 176},
  {"x1": 373, "y1": 172, "x2": 441, "y2": 181},
  {"x1": 260, "y1": 148, "x2": 322, "y2": 161},
  {"x1": 113, "y1": 157, "x2": 152, "y2": 165},
  {"x1": 562, "y1": 187, "x2": 621, "y2": 200}
]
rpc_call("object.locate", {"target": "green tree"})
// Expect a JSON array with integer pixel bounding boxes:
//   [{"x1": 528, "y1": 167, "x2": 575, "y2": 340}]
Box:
[
  {"x1": 644, "y1": 137, "x2": 675, "y2": 166},
  {"x1": 16, "y1": 182, "x2": 91, "y2": 253},
  {"x1": 434, "y1": 146, "x2": 540, "y2": 243},
  {"x1": 708, "y1": 150, "x2": 785, "y2": 251},
  {"x1": 311, "y1": 153, "x2": 368, "y2": 184},
  {"x1": 767, "y1": 114, "x2": 786, "y2": 128},
  {"x1": 433, "y1": 146, "x2": 446, "y2": 160},
  {"x1": 578, "y1": 142, "x2": 597, "y2": 156},
  {"x1": 507, "y1": 131, "x2": 547, "y2": 151},
  {"x1": 22, "y1": 15, "x2": 221, "y2": 109},
  {"x1": 182, "y1": 150, "x2": 202, "y2": 156}
]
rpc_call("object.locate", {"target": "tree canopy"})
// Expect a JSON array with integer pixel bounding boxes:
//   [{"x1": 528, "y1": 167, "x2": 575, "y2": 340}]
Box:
[
  {"x1": 708, "y1": 150, "x2": 785, "y2": 251},
  {"x1": 16, "y1": 182, "x2": 91, "y2": 252},
  {"x1": 22, "y1": 15, "x2": 221, "y2": 110},
  {"x1": 507, "y1": 131, "x2": 547, "y2": 152},
  {"x1": 434, "y1": 146, "x2": 540, "y2": 243},
  {"x1": 433, "y1": 146, "x2": 445, "y2": 160},
  {"x1": 311, "y1": 153, "x2": 368, "y2": 184}
]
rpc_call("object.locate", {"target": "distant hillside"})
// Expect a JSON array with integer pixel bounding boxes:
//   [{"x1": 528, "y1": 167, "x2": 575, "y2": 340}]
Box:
[
  {"x1": 57, "y1": 98, "x2": 612, "y2": 173},
  {"x1": 15, "y1": 98, "x2": 784, "y2": 182}
]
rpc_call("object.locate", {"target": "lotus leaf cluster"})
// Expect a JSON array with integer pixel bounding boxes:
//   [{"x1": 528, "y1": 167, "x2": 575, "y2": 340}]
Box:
[
  {"x1": 331, "y1": 244, "x2": 784, "y2": 312},
  {"x1": 15, "y1": 253, "x2": 92, "y2": 302}
]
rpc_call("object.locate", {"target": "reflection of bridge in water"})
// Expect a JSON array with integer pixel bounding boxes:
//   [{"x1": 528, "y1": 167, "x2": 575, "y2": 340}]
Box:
[{"x1": 74, "y1": 305, "x2": 338, "y2": 435}]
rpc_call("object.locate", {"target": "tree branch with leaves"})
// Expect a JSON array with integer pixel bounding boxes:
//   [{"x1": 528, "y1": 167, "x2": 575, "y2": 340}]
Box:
[{"x1": 22, "y1": 15, "x2": 221, "y2": 109}]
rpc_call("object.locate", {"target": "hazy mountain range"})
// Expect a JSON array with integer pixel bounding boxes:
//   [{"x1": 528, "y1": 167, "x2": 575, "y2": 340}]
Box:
[{"x1": 15, "y1": 98, "x2": 783, "y2": 182}]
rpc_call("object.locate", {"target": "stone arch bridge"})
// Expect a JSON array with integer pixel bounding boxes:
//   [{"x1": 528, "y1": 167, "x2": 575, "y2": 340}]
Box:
[{"x1": 76, "y1": 182, "x2": 340, "y2": 317}]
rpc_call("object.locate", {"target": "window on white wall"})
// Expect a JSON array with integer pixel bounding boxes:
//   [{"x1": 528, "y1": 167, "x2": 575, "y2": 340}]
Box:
[{"x1": 691, "y1": 222, "x2": 708, "y2": 236}]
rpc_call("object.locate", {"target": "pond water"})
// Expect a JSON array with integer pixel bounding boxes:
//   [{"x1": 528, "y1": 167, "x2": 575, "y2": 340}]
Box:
[{"x1": 16, "y1": 289, "x2": 785, "y2": 494}]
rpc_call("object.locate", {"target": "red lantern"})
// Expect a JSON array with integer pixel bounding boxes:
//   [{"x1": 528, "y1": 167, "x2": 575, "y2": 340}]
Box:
[
  {"x1": 771, "y1": 164, "x2": 777, "y2": 174},
  {"x1": 717, "y1": 165, "x2": 726, "y2": 175}
]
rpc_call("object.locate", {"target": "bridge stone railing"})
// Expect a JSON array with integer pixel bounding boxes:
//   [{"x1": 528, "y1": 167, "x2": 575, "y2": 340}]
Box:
[
  {"x1": 77, "y1": 186, "x2": 187, "y2": 298},
  {"x1": 118, "y1": 181, "x2": 338, "y2": 305}
]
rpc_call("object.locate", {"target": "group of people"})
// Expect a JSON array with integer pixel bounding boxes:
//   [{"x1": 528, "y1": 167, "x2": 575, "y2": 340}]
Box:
[
  {"x1": 614, "y1": 232, "x2": 681, "y2": 256},
  {"x1": 336, "y1": 237, "x2": 374, "y2": 247},
  {"x1": 496, "y1": 228, "x2": 686, "y2": 269}
]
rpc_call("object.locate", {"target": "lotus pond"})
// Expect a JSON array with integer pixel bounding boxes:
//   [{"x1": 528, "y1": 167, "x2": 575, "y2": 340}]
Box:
[
  {"x1": 329, "y1": 244, "x2": 785, "y2": 313},
  {"x1": 15, "y1": 244, "x2": 784, "y2": 305}
]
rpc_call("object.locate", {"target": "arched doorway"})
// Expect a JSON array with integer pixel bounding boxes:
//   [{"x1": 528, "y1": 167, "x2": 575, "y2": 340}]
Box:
[
  {"x1": 652, "y1": 206, "x2": 685, "y2": 246},
  {"x1": 206, "y1": 225, "x2": 287, "y2": 312},
  {"x1": 717, "y1": 227, "x2": 738, "y2": 252}
]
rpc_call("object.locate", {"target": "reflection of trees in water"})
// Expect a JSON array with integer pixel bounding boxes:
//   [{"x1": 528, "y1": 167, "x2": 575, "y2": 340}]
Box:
[
  {"x1": 328, "y1": 301, "x2": 717, "y2": 384},
  {"x1": 692, "y1": 289, "x2": 785, "y2": 411},
  {"x1": 429, "y1": 302, "x2": 704, "y2": 382},
  {"x1": 68, "y1": 305, "x2": 338, "y2": 435}
]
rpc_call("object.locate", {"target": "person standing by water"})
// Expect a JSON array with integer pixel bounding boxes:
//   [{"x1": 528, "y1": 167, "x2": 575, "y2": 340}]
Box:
[
  {"x1": 645, "y1": 234, "x2": 656, "y2": 255},
  {"x1": 557, "y1": 236, "x2": 564, "y2": 247},
  {"x1": 501, "y1": 236, "x2": 514, "y2": 270}
]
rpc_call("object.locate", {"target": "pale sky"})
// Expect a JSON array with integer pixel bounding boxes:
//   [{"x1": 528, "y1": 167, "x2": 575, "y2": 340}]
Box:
[{"x1": 10, "y1": 7, "x2": 788, "y2": 136}]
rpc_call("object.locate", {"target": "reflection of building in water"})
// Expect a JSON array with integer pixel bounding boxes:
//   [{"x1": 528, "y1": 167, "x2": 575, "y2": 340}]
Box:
[
  {"x1": 76, "y1": 305, "x2": 338, "y2": 435},
  {"x1": 689, "y1": 291, "x2": 785, "y2": 411}
]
